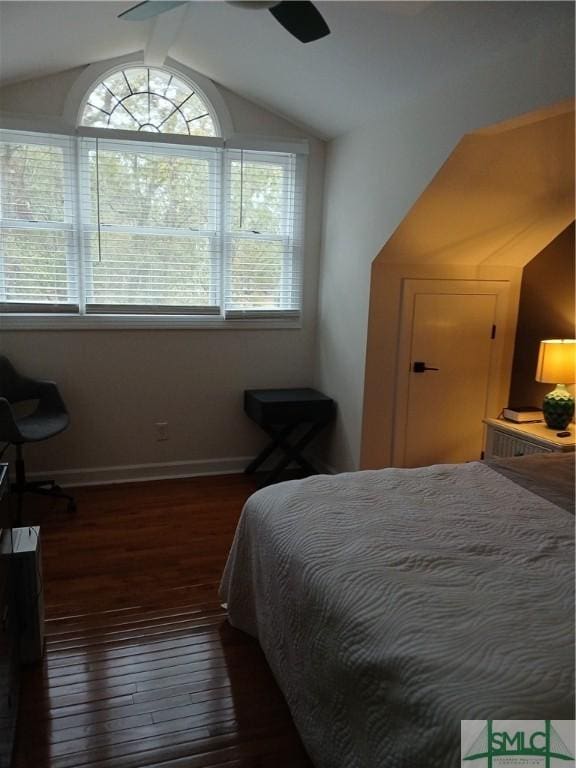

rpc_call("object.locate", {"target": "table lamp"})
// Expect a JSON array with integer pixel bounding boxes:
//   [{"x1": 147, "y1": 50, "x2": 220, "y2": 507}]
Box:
[{"x1": 535, "y1": 339, "x2": 576, "y2": 429}]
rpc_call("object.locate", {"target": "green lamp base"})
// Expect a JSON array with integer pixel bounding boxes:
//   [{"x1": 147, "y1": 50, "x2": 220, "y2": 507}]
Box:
[{"x1": 542, "y1": 384, "x2": 575, "y2": 430}]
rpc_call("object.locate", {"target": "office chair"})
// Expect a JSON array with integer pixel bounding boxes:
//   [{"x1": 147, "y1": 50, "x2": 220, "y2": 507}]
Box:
[{"x1": 0, "y1": 356, "x2": 75, "y2": 523}]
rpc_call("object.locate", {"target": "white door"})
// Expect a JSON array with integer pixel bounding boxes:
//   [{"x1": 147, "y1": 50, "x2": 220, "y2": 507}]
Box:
[{"x1": 394, "y1": 281, "x2": 507, "y2": 467}]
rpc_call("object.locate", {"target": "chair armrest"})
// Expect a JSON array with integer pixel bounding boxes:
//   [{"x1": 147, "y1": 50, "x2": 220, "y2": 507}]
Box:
[
  {"x1": 0, "y1": 398, "x2": 22, "y2": 444},
  {"x1": 35, "y1": 381, "x2": 68, "y2": 417},
  {"x1": 4, "y1": 371, "x2": 46, "y2": 402}
]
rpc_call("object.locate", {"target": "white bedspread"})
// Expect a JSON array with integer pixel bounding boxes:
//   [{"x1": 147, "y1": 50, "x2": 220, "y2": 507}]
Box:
[{"x1": 219, "y1": 462, "x2": 574, "y2": 768}]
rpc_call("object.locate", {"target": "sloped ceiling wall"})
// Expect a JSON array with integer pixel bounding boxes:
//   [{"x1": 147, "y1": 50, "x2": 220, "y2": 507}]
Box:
[{"x1": 376, "y1": 101, "x2": 575, "y2": 268}]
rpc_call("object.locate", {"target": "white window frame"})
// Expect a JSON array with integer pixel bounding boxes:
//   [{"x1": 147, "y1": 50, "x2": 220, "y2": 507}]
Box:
[
  {"x1": 223, "y1": 150, "x2": 302, "y2": 320},
  {"x1": 64, "y1": 55, "x2": 234, "y2": 142},
  {"x1": 78, "y1": 63, "x2": 220, "y2": 139},
  {"x1": 0, "y1": 128, "x2": 307, "y2": 330},
  {"x1": 0, "y1": 131, "x2": 80, "y2": 313},
  {"x1": 78, "y1": 137, "x2": 223, "y2": 316}
]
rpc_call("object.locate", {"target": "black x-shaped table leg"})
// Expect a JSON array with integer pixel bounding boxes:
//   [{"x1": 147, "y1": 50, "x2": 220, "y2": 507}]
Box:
[{"x1": 244, "y1": 420, "x2": 330, "y2": 487}]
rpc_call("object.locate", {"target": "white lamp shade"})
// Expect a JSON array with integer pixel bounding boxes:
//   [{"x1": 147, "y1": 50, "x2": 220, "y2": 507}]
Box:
[{"x1": 535, "y1": 339, "x2": 576, "y2": 384}]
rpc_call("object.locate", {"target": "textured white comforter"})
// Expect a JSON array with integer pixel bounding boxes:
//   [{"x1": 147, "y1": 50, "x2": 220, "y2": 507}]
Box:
[{"x1": 219, "y1": 462, "x2": 574, "y2": 768}]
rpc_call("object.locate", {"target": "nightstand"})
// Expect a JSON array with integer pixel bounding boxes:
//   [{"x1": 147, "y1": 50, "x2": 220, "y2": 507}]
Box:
[
  {"x1": 244, "y1": 388, "x2": 336, "y2": 487},
  {"x1": 484, "y1": 418, "x2": 576, "y2": 459}
]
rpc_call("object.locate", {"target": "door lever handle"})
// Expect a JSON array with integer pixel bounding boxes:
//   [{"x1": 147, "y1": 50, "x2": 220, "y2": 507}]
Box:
[{"x1": 412, "y1": 361, "x2": 440, "y2": 373}]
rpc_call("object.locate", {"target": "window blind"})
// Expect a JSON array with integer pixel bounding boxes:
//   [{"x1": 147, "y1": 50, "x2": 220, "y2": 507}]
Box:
[
  {"x1": 0, "y1": 129, "x2": 305, "y2": 321},
  {"x1": 223, "y1": 149, "x2": 304, "y2": 319},
  {"x1": 79, "y1": 137, "x2": 222, "y2": 315},
  {"x1": 0, "y1": 131, "x2": 79, "y2": 313}
]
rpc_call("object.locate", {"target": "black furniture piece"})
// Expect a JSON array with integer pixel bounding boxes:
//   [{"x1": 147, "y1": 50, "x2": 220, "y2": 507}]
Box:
[
  {"x1": 0, "y1": 356, "x2": 75, "y2": 524},
  {"x1": 244, "y1": 388, "x2": 335, "y2": 487},
  {"x1": 0, "y1": 463, "x2": 19, "y2": 768}
]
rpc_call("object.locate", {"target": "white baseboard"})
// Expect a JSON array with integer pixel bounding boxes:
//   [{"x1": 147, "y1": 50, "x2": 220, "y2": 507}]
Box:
[
  {"x1": 25, "y1": 454, "x2": 337, "y2": 489},
  {"x1": 27, "y1": 456, "x2": 253, "y2": 488}
]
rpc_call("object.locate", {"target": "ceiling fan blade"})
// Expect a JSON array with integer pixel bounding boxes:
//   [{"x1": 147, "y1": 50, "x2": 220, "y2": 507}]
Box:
[
  {"x1": 119, "y1": 1, "x2": 188, "y2": 22},
  {"x1": 269, "y1": 1, "x2": 330, "y2": 43}
]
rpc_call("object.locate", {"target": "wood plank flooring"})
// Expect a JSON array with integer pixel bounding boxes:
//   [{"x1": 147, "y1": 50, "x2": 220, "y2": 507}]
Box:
[{"x1": 12, "y1": 475, "x2": 313, "y2": 768}]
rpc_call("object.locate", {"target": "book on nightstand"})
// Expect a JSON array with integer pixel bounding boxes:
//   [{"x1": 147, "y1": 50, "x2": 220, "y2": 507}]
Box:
[{"x1": 502, "y1": 406, "x2": 544, "y2": 423}]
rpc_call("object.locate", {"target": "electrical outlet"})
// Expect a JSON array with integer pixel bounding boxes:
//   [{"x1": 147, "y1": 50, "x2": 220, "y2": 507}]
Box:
[{"x1": 155, "y1": 421, "x2": 168, "y2": 441}]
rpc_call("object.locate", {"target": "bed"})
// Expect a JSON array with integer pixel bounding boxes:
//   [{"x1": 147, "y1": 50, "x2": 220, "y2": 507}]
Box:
[{"x1": 219, "y1": 454, "x2": 575, "y2": 768}]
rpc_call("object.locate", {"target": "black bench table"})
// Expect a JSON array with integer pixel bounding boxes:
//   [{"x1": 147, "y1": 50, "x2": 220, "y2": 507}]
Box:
[{"x1": 244, "y1": 388, "x2": 336, "y2": 487}]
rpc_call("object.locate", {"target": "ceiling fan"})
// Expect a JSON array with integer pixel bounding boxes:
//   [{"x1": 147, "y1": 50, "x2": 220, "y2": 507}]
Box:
[{"x1": 119, "y1": 1, "x2": 331, "y2": 44}]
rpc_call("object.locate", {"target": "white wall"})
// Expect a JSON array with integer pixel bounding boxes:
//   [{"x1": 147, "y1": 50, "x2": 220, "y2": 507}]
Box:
[
  {"x1": 0, "y1": 64, "x2": 325, "y2": 483},
  {"x1": 315, "y1": 26, "x2": 575, "y2": 472}
]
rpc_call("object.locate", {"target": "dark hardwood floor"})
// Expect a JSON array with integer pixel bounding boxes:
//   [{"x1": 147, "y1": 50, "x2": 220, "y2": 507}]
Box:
[{"x1": 12, "y1": 475, "x2": 313, "y2": 768}]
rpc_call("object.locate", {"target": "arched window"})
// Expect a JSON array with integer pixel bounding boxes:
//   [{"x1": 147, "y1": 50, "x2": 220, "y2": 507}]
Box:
[
  {"x1": 0, "y1": 60, "x2": 305, "y2": 325},
  {"x1": 80, "y1": 66, "x2": 218, "y2": 137}
]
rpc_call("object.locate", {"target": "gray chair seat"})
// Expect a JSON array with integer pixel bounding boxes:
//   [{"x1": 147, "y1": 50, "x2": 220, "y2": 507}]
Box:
[{"x1": 13, "y1": 412, "x2": 70, "y2": 443}]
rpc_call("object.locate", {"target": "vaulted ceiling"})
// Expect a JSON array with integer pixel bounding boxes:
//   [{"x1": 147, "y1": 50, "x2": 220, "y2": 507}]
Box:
[{"x1": 0, "y1": 1, "x2": 573, "y2": 138}]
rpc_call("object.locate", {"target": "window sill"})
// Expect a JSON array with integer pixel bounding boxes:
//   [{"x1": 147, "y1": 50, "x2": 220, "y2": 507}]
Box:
[{"x1": 0, "y1": 314, "x2": 302, "y2": 331}]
